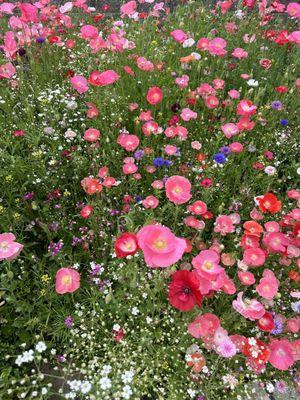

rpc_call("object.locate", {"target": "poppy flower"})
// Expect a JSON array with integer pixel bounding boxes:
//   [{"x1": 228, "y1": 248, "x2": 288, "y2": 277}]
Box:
[
  {"x1": 268, "y1": 339, "x2": 294, "y2": 370},
  {"x1": 168, "y1": 270, "x2": 203, "y2": 312},
  {"x1": 114, "y1": 233, "x2": 139, "y2": 258},
  {"x1": 257, "y1": 312, "x2": 275, "y2": 332},
  {"x1": 258, "y1": 193, "x2": 282, "y2": 214}
]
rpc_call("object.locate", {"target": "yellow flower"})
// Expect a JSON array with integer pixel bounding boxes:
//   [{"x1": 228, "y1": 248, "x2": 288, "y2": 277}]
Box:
[
  {"x1": 41, "y1": 274, "x2": 50, "y2": 284},
  {"x1": 5, "y1": 175, "x2": 12, "y2": 182},
  {"x1": 0, "y1": 206, "x2": 5, "y2": 214},
  {"x1": 13, "y1": 213, "x2": 20, "y2": 220}
]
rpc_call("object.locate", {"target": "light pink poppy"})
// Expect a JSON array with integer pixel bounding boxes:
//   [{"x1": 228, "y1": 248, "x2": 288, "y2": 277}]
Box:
[
  {"x1": 232, "y1": 292, "x2": 265, "y2": 321},
  {"x1": 120, "y1": 0, "x2": 137, "y2": 16},
  {"x1": 86, "y1": 102, "x2": 99, "y2": 118},
  {"x1": 137, "y1": 224, "x2": 186, "y2": 268},
  {"x1": 165, "y1": 175, "x2": 192, "y2": 205},
  {"x1": 142, "y1": 195, "x2": 159, "y2": 209},
  {"x1": 192, "y1": 250, "x2": 224, "y2": 280},
  {"x1": 170, "y1": 29, "x2": 188, "y2": 43},
  {"x1": 232, "y1": 47, "x2": 248, "y2": 59},
  {"x1": 228, "y1": 89, "x2": 240, "y2": 99},
  {"x1": 151, "y1": 180, "x2": 164, "y2": 190},
  {"x1": 214, "y1": 215, "x2": 235, "y2": 235},
  {"x1": 229, "y1": 142, "x2": 243, "y2": 153},
  {"x1": 164, "y1": 145, "x2": 177, "y2": 156},
  {"x1": 3, "y1": 31, "x2": 18, "y2": 59},
  {"x1": 0, "y1": 233, "x2": 23, "y2": 261},
  {"x1": 117, "y1": 133, "x2": 139, "y2": 151},
  {"x1": 84, "y1": 128, "x2": 100, "y2": 142},
  {"x1": 269, "y1": 339, "x2": 294, "y2": 370},
  {"x1": 216, "y1": 336, "x2": 237, "y2": 358},
  {"x1": 286, "y1": 317, "x2": 300, "y2": 333},
  {"x1": 102, "y1": 177, "x2": 116, "y2": 188},
  {"x1": 180, "y1": 108, "x2": 197, "y2": 121},
  {"x1": 286, "y1": 2, "x2": 300, "y2": 18},
  {"x1": 146, "y1": 87, "x2": 163, "y2": 105},
  {"x1": 188, "y1": 200, "x2": 207, "y2": 215},
  {"x1": 238, "y1": 271, "x2": 255, "y2": 286},
  {"x1": 264, "y1": 221, "x2": 280, "y2": 233},
  {"x1": 188, "y1": 313, "x2": 220, "y2": 338},
  {"x1": 243, "y1": 247, "x2": 266, "y2": 267},
  {"x1": 221, "y1": 123, "x2": 239, "y2": 139},
  {"x1": 137, "y1": 57, "x2": 154, "y2": 72},
  {"x1": 55, "y1": 268, "x2": 80, "y2": 294},
  {"x1": 0, "y1": 62, "x2": 16, "y2": 79},
  {"x1": 80, "y1": 25, "x2": 98, "y2": 39},
  {"x1": 70, "y1": 75, "x2": 89, "y2": 94}
]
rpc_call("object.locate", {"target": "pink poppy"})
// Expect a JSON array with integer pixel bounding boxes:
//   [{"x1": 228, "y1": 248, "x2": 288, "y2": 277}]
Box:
[
  {"x1": 184, "y1": 216, "x2": 205, "y2": 230},
  {"x1": 238, "y1": 271, "x2": 255, "y2": 286},
  {"x1": 256, "y1": 269, "x2": 279, "y2": 299},
  {"x1": 228, "y1": 89, "x2": 240, "y2": 99},
  {"x1": 216, "y1": 337, "x2": 237, "y2": 358},
  {"x1": 120, "y1": 1, "x2": 137, "y2": 16},
  {"x1": 232, "y1": 292, "x2": 265, "y2": 321},
  {"x1": 102, "y1": 177, "x2": 116, "y2": 188},
  {"x1": 84, "y1": 128, "x2": 100, "y2": 142},
  {"x1": 192, "y1": 250, "x2": 224, "y2": 280},
  {"x1": 286, "y1": 317, "x2": 300, "y2": 333},
  {"x1": 80, "y1": 25, "x2": 98, "y2": 39},
  {"x1": 170, "y1": 29, "x2": 188, "y2": 43},
  {"x1": 146, "y1": 87, "x2": 163, "y2": 105},
  {"x1": 137, "y1": 57, "x2": 154, "y2": 72},
  {"x1": 236, "y1": 100, "x2": 257, "y2": 116},
  {"x1": 205, "y1": 96, "x2": 219, "y2": 109},
  {"x1": 80, "y1": 205, "x2": 93, "y2": 218},
  {"x1": 86, "y1": 102, "x2": 99, "y2": 119},
  {"x1": 221, "y1": 123, "x2": 239, "y2": 139},
  {"x1": 114, "y1": 232, "x2": 139, "y2": 258},
  {"x1": 175, "y1": 75, "x2": 189, "y2": 89},
  {"x1": 165, "y1": 175, "x2": 192, "y2": 205},
  {"x1": 122, "y1": 163, "x2": 138, "y2": 174},
  {"x1": 243, "y1": 247, "x2": 266, "y2": 267},
  {"x1": 188, "y1": 200, "x2": 207, "y2": 215},
  {"x1": 208, "y1": 37, "x2": 227, "y2": 57},
  {"x1": 55, "y1": 268, "x2": 80, "y2": 294},
  {"x1": 151, "y1": 180, "x2": 164, "y2": 190},
  {"x1": 164, "y1": 145, "x2": 177, "y2": 156},
  {"x1": 117, "y1": 134, "x2": 139, "y2": 151},
  {"x1": 0, "y1": 3, "x2": 16, "y2": 14},
  {"x1": 0, "y1": 233, "x2": 23, "y2": 261},
  {"x1": 232, "y1": 47, "x2": 248, "y2": 59},
  {"x1": 180, "y1": 108, "x2": 197, "y2": 121},
  {"x1": 81, "y1": 177, "x2": 103, "y2": 194},
  {"x1": 142, "y1": 195, "x2": 159, "y2": 209},
  {"x1": 0, "y1": 62, "x2": 16, "y2": 79},
  {"x1": 196, "y1": 37, "x2": 210, "y2": 50},
  {"x1": 142, "y1": 121, "x2": 159, "y2": 136},
  {"x1": 70, "y1": 75, "x2": 89, "y2": 94},
  {"x1": 263, "y1": 232, "x2": 289, "y2": 253},
  {"x1": 3, "y1": 32, "x2": 18, "y2": 59},
  {"x1": 229, "y1": 142, "x2": 243, "y2": 153},
  {"x1": 268, "y1": 339, "x2": 294, "y2": 370},
  {"x1": 137, "y1": 224, "x2": 186, "y2": 268},
  {"x1": 188, "y1": 313, "x2": 220, "y2": 338},
  {"x1": 286, "y1": 2, "x2": 300, "y2": 18},
  {"x1": 264, "y1": 221, "x2": 280, "y2": 233},
  {"x1": 19, "y1": 3, "x2": 38, "y2": 23},
  {"x1": 89, "y1": 70, "x2": 120, "y2": 86},
  {"x1": 214, "y1": 215, "x2": 235, "y2": 235}
]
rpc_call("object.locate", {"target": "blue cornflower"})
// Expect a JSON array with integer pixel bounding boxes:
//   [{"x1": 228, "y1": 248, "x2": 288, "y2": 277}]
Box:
[
  {"x1": 164, "y1": 160, "x2": 172, "y2": 167},
  {"x1": 271, "y1": 316, "x2": 283, "y2": 335},
  {"x1": 36, "y1": 37, "x2": 46, "y2": 43},
  {"x1": 213, "y1": 153, "x2": 227, "y2": 164},
  {"x1": 280, "y1": 119, "x2": 288, "y2": 126},
  {"x1": 153, "y1": 157, "x2": 165, "y2": 167}
]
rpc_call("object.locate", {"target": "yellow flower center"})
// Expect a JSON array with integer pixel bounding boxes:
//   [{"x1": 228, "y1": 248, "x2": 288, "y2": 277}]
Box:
[
  {"x1": 154, "y1": 239, "x2": 167, "y2": 250},
  {"x1": 204, "y1": 261, "x2": 213, "y2": 270},
  {"x1": 62, "y1": 276, "x2": 72, "y2": 285}
]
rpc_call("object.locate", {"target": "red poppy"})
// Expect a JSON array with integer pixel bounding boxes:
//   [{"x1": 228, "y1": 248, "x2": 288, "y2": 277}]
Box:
[
  {"x1": 275, "y1": 86, "x2": 288, "y2": 93},
  {"x1": 168, "y1": 270, "x2": 202, "y2": 312},
  {"x1": 258, "y1": 193, "x2": 282, "y2": 214},
  {"x1": 257, "y1": 312, "x2": 275, "y2": 332},
  {"x1": 114, "y1": 232, "x2": 139, "y2": 258}
]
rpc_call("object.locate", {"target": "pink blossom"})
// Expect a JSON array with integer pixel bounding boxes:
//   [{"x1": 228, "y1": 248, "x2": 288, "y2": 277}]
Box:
[
  {"x1": 122, "y1": 163, "x2": 138, "y2": 174},
  {"x1": 170, "y1": 29, "x2": 188, "y2": 43},
  {"x1": 0, "y1": 62, "x2": 16, "y2": 79},
  {"x1": 192, "y1": 250, "x2": 224, "y2": 280},
  {"x1": 196, "y1": 37, "x2": 210, "y2": 50},
  {"x1": 217, "y1": 337, "x2": 237, "y2": 358},
  {"x1": 205, "y1": 96, "x2": 219, "y2": 109},
  {"x1": 146, "y1": 87, "x2": 163, "y2": 105},
  {"x1": 208, "y1": 38, "x2": 227, "y2": 57},
  {"x1": 286, "y1": 2, "x2": 300, "y2": 18},
  {"x1": 269, "y1": 339, "x2": 294, "y2": 370},
  {"x1": 55, "y1": 268, "x2": 80, "y2": 294},
  {"x1": 19, "y1": 3, "x2": 38, "y2": 23},
  {"x1": 188, "y1": 200, "x2": 207, "y2": 215},
  {"x1": 80, "y1": 25, "x2": 98, "y2": 39},
  {"x1": 70, "y1": 75, "x2": 89, "y2": 94},
  {"x1": 120, "y1": 1, "x2": 137, "y2": 16},
  {"x1": 214, "y1": 215, "x2": 235, "y2": 236},
  {"x1": 232, "y1": 47, "x2": 248, "y2": 59},
  {"x1": 165, "y1": 175, "x2": 192, "y2": 205},
  {"x1": 180, "y1": 108, "x2": 197, "y2": 121},
  {"x1": 142, "y1": 195, "x2": 159, "y2": 209},
  {"x1": 256, "y1": 269, "x2": 279, "y2": 299},
  {"x1": 117, "y1": 133, "x2": 139, "y2": 151},
  {"x1": 229, "y1": 142, "x2": 243, "y2": 153},
  {"x1": 263, "y1": 232, "x2": 289, "y2": 253},
  {"x1": 232, "y1": 292, "x2": 265, "y2": 321},
  {"x1": 238, "y1": 271, "x2": 255, "y2": 286},
  {"x1": 175, "y1": 75, "x2": 189, "y2": 89},
  {"x1": 221, "y1": 123, "x2": 239, "y2": 139},
  {"x1": 188, "y1": 313, "x2": 220, "y2": 338},
  {"x1": 0, "y1": 3, "x2": 16, "y2": 14},
  {"x1": 89, "y1": 70, "x2": 120, "y2": 86},
  {"x1": 236, "y1": 99, "x2": 257, "y2": 116},
  {"x1": 184, "y1": 216, "x2": 205, "y2": 230},
  {"x1": 137, "y1": 224, "x2": 186, "y2": 268},
  {"x1": 164, "y1": 145, "x2": 177, "y2": 156},
  {"x1": 243, "y1": 247, "x2": 266, "y2": 267},
  {"x1": 0, "y1": 233, "x2": 23, "y2": 261},
  {"x1": 228, "y1": 89, "x2": 240, "y2": 99},
  {"x1": 84, "y1": 128, "x2": 100, "y2": 142}
]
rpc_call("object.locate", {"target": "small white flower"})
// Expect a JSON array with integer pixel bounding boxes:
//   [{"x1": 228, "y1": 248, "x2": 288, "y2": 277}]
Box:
[
  {"x1": 35, "y1": 341, "x2": 47, "y2": 353},
  {"x1": 81, "y1": 381, "x2": 92, "y2": 394},
  {"x1": 99, "y1": 376, "x2": 112, "y2": 390},
  {"x1": 266, "y1": 383, "x2": 275, "y2": 393},
  {"x1": 247, "y1": 79, "x2": 259, "y2": 87},
  {"x1": 183, "y1": 38, "x2": 195, "y2": 48},
  {"x1": 121, "y1": 385, "x2": 133, "y2": 399},
  {"x1": 187, "y1": 388, "x2": 196, "y2": 398},
  {"x1": 131, "y1": 307, "x2": 139, "y2": 316}
]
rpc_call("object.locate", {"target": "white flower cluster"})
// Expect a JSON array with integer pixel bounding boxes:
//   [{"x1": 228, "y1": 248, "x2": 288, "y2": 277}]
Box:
[
  {"x1": 66, "y1": 379, "x2": 92, "y2": 398},
  {"x1": 15, "y1": 342, "x2": 47, "y2": 366}
]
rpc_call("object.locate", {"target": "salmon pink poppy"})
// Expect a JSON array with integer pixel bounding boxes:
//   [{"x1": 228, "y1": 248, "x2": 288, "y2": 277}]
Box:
[
  {"x1": 146, "y1": 87, "x2": 163, "y2": 105},
  {"x1": 117, "y1": 134, "x2": 139, "y2": 151},
  {"x1": 180, "y1": 108, "x2": 197, "y2": 121},
  {"x1": 81, "y1": 177, "x2": 103, "y2": 194},
  {"x1": 55, "y1": 268, "x2": 80, "y2": 294},
  {"x1": 243, "y1": 221, "x2": 264, "y2": 237},
  {"x1": 80, "y1": 205, "x2": 93, "y2": 218},
  {"x1": 269, "y1": 339, "x2": 294, "y2": 370},
  {"x1": 86, "y1": 102, "x2": 99, "y2": 118},
  {"x1": 137, "y1": 224, "x2": 186, "y2": 268},
  {"x1": 188, "y1": 313, "x2": 220, "y2": 338},
  {"x1": 236, "y1": 100, "x2": 257, "y2": 116},
  {"x1": 208, "y1": 38, "x2": 227, "y2": 56},
  {"x1": 0, "y1": 62, "x2": 16, "y2": 79},
  {"x1": 243, "y1": 247, "x2": 266, "y2": 267},
  {"x1": 84, "y1": 128, "x2": 100, "y2": 142},
  {"x1": 188, "y1": 200, "x2": 207, "y2": 215},
  {"x1": 19, "y1": 3, "x2": 38, "y2": 23},
  {"x1": 0, "y1": 233, "x2": 23, "y2": 261},
  {"x1": 238, "y1": 271, "x2": 255, "y2": 286},
  {"x1": 263, "y1": 232, "x2": 289, "y2": 252},
  {"x1": 89, "y1": 70, "x2": 120, "y2": 86},
  {"x1": 165, "y1": 175, "x2": 192, "y2": 205},
  {"x1": 114, "y1": 232, "x2": 139, "y2": 258},
  {"x1": 232, "y1": 47, "x2": 248, "y2": 59},
  {"x1": 256, "y1": 269, "x2": 279, "y2": 299},
  {"x1": 168, "y1": 270, "x2": 202, "y2": 311},
  {"x1": 214, "y1": 215, "x2": 235, "y2": 235},
  {"x1": 205, "y1": 96, "x2": 219, "y2": 109},
  {"x1": 142, "y1": 195, "x2": 159, "y2": 209}
]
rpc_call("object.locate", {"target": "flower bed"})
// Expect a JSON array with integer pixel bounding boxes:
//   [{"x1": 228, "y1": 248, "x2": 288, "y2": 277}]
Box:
[{"x1": 0, "y1": 1, "x2": 299, "y2": 399}]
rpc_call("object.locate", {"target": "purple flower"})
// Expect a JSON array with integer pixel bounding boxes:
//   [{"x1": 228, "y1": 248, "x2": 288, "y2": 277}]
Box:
[
  {"x1": 64, "y1": 316, "x2": 73, "y2": 328},
  {"x1": 271, "y1": 101, "x2": 283, "y2": 110}
]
